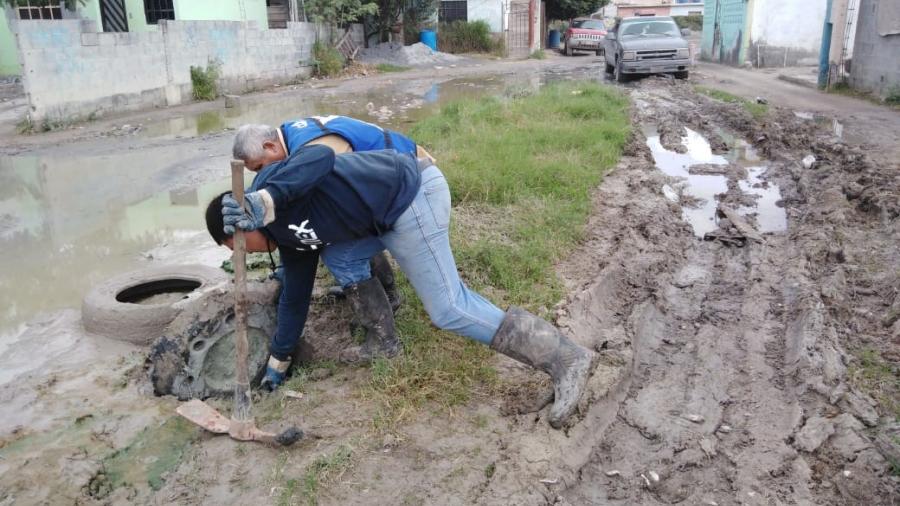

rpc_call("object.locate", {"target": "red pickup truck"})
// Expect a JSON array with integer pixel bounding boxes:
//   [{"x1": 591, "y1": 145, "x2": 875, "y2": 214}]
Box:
[{"x1": 561, "y1": 18, "x2": 607, "y2": 56}]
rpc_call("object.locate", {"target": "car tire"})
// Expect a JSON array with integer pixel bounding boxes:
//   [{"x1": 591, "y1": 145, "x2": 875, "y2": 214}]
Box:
[
  {"x1": 615, "y1": 61, "x2": 628, "y2": 83},
  {"x1": 82, "y1": 264, "x2": 229, "y2": 345},
  {"x1": 675, "y1": 70, "x2": 689, "y2": 79},
  {"x1": 596, "y1": 49, "x2": 602, "y2": 56},
  {"x1": 605, "y1": 62, "x2": 615, "y2": 74}
]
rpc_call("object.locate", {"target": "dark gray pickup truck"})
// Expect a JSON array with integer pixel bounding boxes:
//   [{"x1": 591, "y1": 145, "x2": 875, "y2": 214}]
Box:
[{"x1": 603, "y1": 16, "x2": 691, "y2": 82}]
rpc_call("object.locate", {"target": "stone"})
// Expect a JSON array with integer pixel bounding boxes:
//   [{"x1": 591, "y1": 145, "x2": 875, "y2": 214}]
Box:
[{"x1": 795, "y1": 416, "x2": 836, "y2": 452}]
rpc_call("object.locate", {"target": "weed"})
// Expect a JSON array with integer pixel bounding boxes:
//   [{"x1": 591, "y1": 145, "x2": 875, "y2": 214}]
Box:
[
  {"x1": 190, "y1": 60, "x2": 221, "y2": 101},
  {"x1": 529, "y1": 49, "x2": 546, "y2": 60},
  {"x1": 376, "y1": 63, "x2": 411, "y2": 73},
  {"x1": 312, "y1": 42, "x2": 345, "y2": 78},
  {"x1": 484, "y1": 462, "x2": 496, "y2": 479},
  {"x1": 15, "y1": 115, "x2": 34, "y2": 134},
  {"x1": 491, "y1": 35, "x2": 507, "y2": 57},
  {"x1": 301, "y1": 445, "x2": 354, "y2": 505},
  {"x1": 848, "y1": 348, "x2": 900, "y2": 419},
  {"x1": 361, "y1": 82, "x2": 630, "y2": 431},
  {"x1": 695, "y1": 85, "x2": 768, "y2": 119},
  {"x1": 673, "y1": 14, "x2": 703, "y2": 32},
  {"x1": 886, "y1": 86, "x2": 900, "y2": 106},
  {"x1": 439, "y1": 20, "x2": 494, "y2": 53}
]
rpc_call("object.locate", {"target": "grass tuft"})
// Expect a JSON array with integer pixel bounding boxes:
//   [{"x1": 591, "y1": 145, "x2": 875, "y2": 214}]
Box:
[
  {"x1": 695, "y1": 85, "x2": 768, "y2": 119},
  {"x1": 190, "y1": 60, "x2": 221, "y2": 101},
  {"x1": 376, "y1": 63, "x2": 411, "y2": 73},
  {"x1": 848, "y1": 347, "x2": 900, "y2": 419}
]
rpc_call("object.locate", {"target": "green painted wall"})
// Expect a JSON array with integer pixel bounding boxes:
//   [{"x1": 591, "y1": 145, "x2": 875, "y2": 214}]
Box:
[
  {"x1": 175, "y1": 0, "x2": 267, "y2": 27},
  {"x1": 0, "y1": 0, "x2": 269, "y2": 76},
  {"x1": 0, "y1": 9, "x2": 21, "y2": 76},
  {"x1": 701, "y1": 0, "x2": 750, "y2": 65}
]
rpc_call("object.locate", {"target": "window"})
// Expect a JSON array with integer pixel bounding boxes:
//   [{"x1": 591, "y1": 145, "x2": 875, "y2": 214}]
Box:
[
  {"x1": 439, "y1": 1, "x2": 467, "y2": 23},
  {"x1": 16, "y1": 0, "x2": 64, "y2": 20},
  {"x1": 144, "y1": 0, "x2": 175, "y2": 24}
]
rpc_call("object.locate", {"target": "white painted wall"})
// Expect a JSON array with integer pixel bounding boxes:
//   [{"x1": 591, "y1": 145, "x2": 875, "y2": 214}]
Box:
[
  {"x1": 468, "y1": 0, "x2": 504, "y2": 32},
  {"x1": 671, "y1": 4, "x2": 705, "y2": 16},
  {"x1": 750, "y1": 0, "x2": 827, "y2": 51}
]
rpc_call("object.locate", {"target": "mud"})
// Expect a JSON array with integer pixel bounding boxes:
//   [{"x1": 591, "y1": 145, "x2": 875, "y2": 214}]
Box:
[{"x1": 1, "y1": 55, "x2": 899, "y2": 505}]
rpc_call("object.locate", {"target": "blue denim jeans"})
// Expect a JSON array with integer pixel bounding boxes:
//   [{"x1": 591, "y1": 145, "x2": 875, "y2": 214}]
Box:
[
  {"x1": 321, "y1": 236, "x2": 386, "y2": 287},
  {"x1": 379, "y1": 165, "x2": 505, "y2": 345}
]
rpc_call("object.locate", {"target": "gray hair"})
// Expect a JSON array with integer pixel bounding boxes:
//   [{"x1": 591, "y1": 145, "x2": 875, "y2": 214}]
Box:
[{"x1": 233, "y1": 124, "x2": 279, "y2": 161}]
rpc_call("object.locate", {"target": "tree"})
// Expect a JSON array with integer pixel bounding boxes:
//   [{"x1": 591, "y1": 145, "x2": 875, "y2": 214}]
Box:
[
  {"x1": 545, "y1": 0, "x2": 609, "y2": 22},
  {"x1": 303, "y1": 0, "x2": 379, "y2": 28}
]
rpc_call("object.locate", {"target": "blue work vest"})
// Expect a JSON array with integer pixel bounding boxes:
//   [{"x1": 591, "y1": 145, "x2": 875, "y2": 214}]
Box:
[{"x1": 280, "y1": 116, "x2": 418, "y2": 156}]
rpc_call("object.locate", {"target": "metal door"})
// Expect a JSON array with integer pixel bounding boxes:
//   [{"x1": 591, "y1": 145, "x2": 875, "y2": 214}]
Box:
[
  {"x1": 100, "y1": 0, "x2": 129, "y2": 33},
  {"x1": 508, "y1": 1, "x2": 531, "y2": 57}
]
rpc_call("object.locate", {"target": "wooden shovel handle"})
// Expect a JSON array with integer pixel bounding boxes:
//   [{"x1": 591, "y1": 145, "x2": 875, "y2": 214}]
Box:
[{"x1": 230, "y1": 160, "x2": 253, "y2": 426}]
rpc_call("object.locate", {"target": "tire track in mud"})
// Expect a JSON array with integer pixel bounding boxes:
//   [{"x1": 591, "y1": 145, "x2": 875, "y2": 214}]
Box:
[{"x1": 559, "y1": 79, "x2": 898, "y2": 506}]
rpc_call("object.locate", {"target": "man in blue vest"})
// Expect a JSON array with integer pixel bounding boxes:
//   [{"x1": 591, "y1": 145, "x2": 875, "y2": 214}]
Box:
[
  {"x1": 206, "y1": 146, "x2": 597, "y2": 429},
  {"x1": 230, "y1": 116, "x2": 434, "y2": 389}
]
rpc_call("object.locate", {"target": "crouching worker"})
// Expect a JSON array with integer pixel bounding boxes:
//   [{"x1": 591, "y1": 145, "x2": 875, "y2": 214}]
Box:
[
  {"x1": 231, "y1": 116, "x2": 436, "y2": 384},
  {"x1": 205, "y1": 145, "x2": 597, "y2": 429}
]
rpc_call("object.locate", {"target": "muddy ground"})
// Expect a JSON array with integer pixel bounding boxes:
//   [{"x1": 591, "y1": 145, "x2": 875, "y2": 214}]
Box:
[{"x1": 1, "y1": 54, "x2": 899, "y2": 505}]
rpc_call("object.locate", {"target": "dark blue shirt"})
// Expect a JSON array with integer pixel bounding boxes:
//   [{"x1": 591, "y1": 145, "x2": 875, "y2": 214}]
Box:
[{"x1": 255, "y1": 145, "x2": 421, "y2": 359}]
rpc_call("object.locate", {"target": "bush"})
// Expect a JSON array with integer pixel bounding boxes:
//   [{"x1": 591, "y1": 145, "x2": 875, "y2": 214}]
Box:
[
  {"x1": 312, "y1": 41, "x2": 345, "y2": 77},
  {"x1": 190, "y1": 60, "x2": 221, "y2": 101},
  {"x1": 529, "y1": 49, "x2": 546, "y2": 60},
  {"x1": 673, "y1": 15, "x2": 703, "y2": 32},
  {"x1": 438, "y1": 20, "x2": 494, "y2": 53}
]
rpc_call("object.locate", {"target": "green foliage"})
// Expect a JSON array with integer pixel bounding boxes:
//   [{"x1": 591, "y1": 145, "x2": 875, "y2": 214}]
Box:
[
  {"x1": 438, "y1": 20, "x2": 494, "y2": 53},
  {"x1": 403, "y1": 0, "x2": 439, "y2": 43},
  {"x1": 376, "y1": 63, "x2": 411, "y2": 72},
  {"x1": 546, "y1": 0, "x2": 608, "y2": 21},
  {"x1": 363, "y1": 82, "x2": 630, "y2": 430},
  {"x1": 529, "y1": 49, "x2": 546, "y2": 59},
  {"x1": 695, "y1": 85, "x2": 768, "y2": 119},
  {"x1": 304, "y1": 0, "x2": 378, "y2": 27},
  {"x1": 848, "y1": 348, "x2": 900, "y2": 419},
  {"x1": 312, "y1": 42, "x2": 346, "y2": 77},
  {"x1": 301, "y1": 445, "x2": 354, "y2": 504},
  {"x1": 886, "y1": 86, "x2": 900, "y2": 105},
  {"x1": 673, "y1": 15, "x2": 703, "y2": 32},
  {"x1": 190, "y1": 60, "x2": 220, "y2": 101}
]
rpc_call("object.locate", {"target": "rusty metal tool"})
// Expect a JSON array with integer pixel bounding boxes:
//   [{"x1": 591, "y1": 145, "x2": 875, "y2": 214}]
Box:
[{"x1": 177, "y1": 160, "x2": 302, "y2": 446}]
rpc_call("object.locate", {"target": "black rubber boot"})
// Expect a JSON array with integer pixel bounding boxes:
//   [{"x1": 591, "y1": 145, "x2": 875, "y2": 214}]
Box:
[
  {"x1": 340, "y1": 277, "x2": 401, "y2": 364},
  {"x1": 370, "y1": 251, "x2": 402, "y2": 312},
  {"x1": 491, "y1": 307, "x2": 596, "y2": 429},
  {"x1": 326, "y1": 252, "x2": 401, "y2": 313}
]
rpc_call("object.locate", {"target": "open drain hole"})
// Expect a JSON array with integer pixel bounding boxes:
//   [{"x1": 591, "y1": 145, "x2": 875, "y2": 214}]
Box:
[
  {"x1": 116, "y1": 279, "x2": 202, "y2": 305},
  {"x1": 192, "y1": 339, "x2": 206, "y2": 352}
]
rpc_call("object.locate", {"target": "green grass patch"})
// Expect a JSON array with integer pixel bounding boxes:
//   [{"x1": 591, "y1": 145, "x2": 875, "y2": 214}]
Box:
[
  {"x1": 376, "y1": 63, "x2": 411, "y2": 73},
  {"x1": 528, "y1": 49, "x2": 546, "y2": 60},
  {"x1": 362, "y1": 81, "x2": 630, "y2": 429},
  {"x1": 190, "y1": 60, "x2": 221, "y2": 101},
  {"x1": 312, "y1": 42, "x2": 345, "y2": 78},
  {"x1": 695, "y1": 85, "x2": 769, "y2": 119},
  {"x1": 848, "y1": 348, "x2": 900, "y2": 420},
  {"x1": 277, "y1": 444, "x2": 354, "y2": 506},
  {"x1": 828, "y1": 82, "x2": 900, "y2": 109}
]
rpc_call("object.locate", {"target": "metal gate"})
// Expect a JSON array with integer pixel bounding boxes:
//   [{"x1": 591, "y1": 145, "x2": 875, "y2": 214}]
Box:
[
  {"x1": 100, "y1": 0, "x2": 128, "y2": 33},
  {"x1": 507, "y1": 1, "x2": 531, "y2": 57}
]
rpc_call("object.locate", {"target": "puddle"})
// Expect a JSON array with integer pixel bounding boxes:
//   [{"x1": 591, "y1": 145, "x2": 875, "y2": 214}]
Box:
[
  {"x1": 0, "y1": 66, "x2": 601, "y2": 340},
  {"x1": 793, "y1": 111, "x2": 843, "y2": 138},
  {"x1": 645, "y1": 125, "x2": 787, "y2": 237}
]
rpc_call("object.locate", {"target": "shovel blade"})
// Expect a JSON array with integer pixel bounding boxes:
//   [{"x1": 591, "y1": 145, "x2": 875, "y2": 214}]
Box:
[{"x1": 177, "y1": 399, "x2": 231, "y2": 434}]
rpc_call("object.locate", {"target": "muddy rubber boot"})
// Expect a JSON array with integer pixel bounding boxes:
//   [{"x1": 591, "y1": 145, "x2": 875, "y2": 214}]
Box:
[
  {"x1": 370, "y1": 251, "x2": 402, "y2": 313},
  {"x1": 340, "y1": 277, "x2": 401, "y2": 364},
  {"x1": 260, "y1": 355, "x2": 291, "y2": 392},
  {"x1": 491, "y1": 307, "x2": 596, "y2": 429}
]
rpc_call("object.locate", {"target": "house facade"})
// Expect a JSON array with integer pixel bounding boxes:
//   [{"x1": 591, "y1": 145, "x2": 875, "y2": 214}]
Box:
[
  {"x1": 702, "y1": 0, "x2": 827, "y2": 67},
  {"x1": 1, "y1": 0, "x2": 270, "y2": 76},
  {"x1": 593, "y1": 0, "x2": 704, "y2": 21},
  {"x1": 848, "y1": 0, "x2": 900, "y2": 98}
]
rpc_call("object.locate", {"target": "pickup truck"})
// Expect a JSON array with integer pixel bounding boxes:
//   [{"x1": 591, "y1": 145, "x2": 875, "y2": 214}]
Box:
[
  {"x1": 561, "y1": 18, "x2": 607, "y2": 56},
  {"x1": 603, "y1": 16, "x2": 691, "y2": 82}
]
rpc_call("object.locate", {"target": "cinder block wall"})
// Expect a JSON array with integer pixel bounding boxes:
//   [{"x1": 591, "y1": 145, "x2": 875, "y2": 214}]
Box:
[
  {"x1": 14, "y1": 19, "x2": 362, "y2": 122},
  {"x1": 850, "y1": 0, "x2": 900, "y2": 99}
]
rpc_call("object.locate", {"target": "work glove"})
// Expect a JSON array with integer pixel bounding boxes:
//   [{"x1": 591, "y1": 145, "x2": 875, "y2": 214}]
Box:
[
  {"x1": 260, "y1": 355, "x2": 291, "y2": 392},
  {"x1": 222, "y1": 191, "x2": 269, "y2": 234}
]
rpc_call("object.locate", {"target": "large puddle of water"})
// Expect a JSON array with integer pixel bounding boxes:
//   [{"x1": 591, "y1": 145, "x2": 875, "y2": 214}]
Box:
[
  {"x1": 0, "y1": 67, "x2": 600, "y2": 342},
  {"x1": 645, "y1": 125, "x2": 787, "y2": 238}
]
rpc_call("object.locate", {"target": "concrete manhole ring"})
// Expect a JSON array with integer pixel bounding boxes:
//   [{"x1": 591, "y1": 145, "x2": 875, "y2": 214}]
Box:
[
  {"x1": 149, "y1": 280, "x2": 279, "y2": 400},
  {"x1": 81, "y1": 264, "x2": 229, "y2": 345}
]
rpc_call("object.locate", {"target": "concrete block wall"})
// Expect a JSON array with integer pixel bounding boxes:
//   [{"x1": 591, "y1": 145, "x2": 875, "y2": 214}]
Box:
[
  {"x1": 14, "y1": 19, "x2": 357, "y2": 121},
  {"x1": 850, "y1": 0, "x2": 900, "y2": 99}
]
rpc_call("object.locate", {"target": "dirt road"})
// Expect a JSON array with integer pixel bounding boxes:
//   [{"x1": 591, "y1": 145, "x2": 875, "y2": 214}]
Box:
[{"x1": 0, "y1": 56, "x2": 898, "y2": 505}]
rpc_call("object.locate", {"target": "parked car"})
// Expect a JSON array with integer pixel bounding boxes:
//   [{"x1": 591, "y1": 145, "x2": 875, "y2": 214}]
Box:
[
  {"x1": 603, "y1": 16, "x2": 691, "y2": 82},
  {"x1": 561, "y1": 18, "x2": 607, "y2": 56}
]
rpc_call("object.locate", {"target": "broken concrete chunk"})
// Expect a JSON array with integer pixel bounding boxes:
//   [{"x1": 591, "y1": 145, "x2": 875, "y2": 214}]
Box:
[
  {"x1": 838, "y1": 390, "x2": 879, "y2": 427},
  {"x1": 802, "y1": 155, "x2": 816, "y2": 169},
  {"x1": 795, "y1": 415, "x2": 835, "y2": 452}
]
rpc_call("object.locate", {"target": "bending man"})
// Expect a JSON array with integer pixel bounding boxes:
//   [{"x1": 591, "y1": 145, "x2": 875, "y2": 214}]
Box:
[{"x1": 206, "y1": 145, "x2": 597, "y2": 429}]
